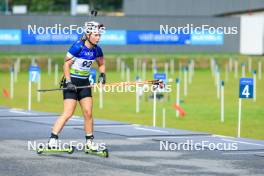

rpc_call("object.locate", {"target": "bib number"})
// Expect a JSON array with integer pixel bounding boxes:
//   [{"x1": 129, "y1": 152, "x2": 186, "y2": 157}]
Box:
[{"x1": 82, "y1": 61, "x2": 93, "y2": 68}]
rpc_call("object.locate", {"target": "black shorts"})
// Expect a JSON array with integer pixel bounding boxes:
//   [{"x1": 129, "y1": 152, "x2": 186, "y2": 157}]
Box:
[{"x1": 63, "y1": 77, "x2": 92, "y2": 101}]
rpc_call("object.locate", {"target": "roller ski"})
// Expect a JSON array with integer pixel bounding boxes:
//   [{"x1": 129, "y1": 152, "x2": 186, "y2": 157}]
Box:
[
  {"x1": 84, "y1": 145, "x2": 109, "y2": 158},
  {"x1": 37, "y1": 137, "x2": 75, "y2": 154},
  {"x1": 84, "y1": 136, "x2": 109, "y2": 158},
  {"x1": 37, "y1": 145, "x2": 75, "y2": 154}
]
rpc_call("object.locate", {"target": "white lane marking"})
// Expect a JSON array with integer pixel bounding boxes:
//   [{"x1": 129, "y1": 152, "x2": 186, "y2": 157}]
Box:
[
  {"x1": 95, "y1": 125, "x2": 133, "y2": 128},
  {"x1": 222, "y1": 152, "x2": 264, "y2": 155},
  {"x1": 128, "y1": 137, "x2": 171, "y2": 140},
  {"x1": 72, "y1": 115, "x2": 82, "y2": 118},
  {"x1": 0, "y1": 109, "x2": 9, "y2": 112},
  {"x1": 66, "y1": 124, "x2": 133, "y2": 128},
  {"x1": 221, "y1": 138, "x2": 264, "y2": 147},
  {"x1": 0, "y1": 117, "x2": 18, "y2": 120},
  {"x1": 134, "y1": 127, "x2": 170, "y2": 133},
  {"x1": 64, "y1": 126, "x2": 83, "y2": 128},
  {"x1": 9, "y1": 109, "x2": 33, "y2": 115},
  {"x1": 0, "y1": 116, "x2": 57, "y2": 120},
  {"x1": 128, "y1": 135, "x2": 211, "y2": 140},
  {"x1": 70, "y1": 118, "x2": 133, "y2": 127},
  {"x1": 69, "y1": 118, "x2": 83, "y2": 121},
  {"x1": 212, "y1": 134, "x2": 236, "y2": 139}
]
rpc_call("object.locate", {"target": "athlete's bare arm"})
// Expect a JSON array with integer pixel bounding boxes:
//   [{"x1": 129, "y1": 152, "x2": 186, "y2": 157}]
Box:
[
  {"x1": 96, "y1": 56, "x2": 105, "y2": 73},
  {"x1": 64, "y1": 56, "x2": 74, "y2": 81}
]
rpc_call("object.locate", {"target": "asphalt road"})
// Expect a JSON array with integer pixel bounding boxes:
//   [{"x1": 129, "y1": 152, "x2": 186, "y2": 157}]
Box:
[{"x1": 0, "y1": 107, "x2": 263, "y2": 176}]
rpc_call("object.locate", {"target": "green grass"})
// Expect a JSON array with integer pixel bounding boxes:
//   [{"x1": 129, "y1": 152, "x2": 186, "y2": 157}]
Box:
[{"x1": 0, "y1": 55, "x2": 263, "y2": 140}]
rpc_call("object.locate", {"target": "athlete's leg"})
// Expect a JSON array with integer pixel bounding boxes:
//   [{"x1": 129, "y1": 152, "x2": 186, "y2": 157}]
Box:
[
  {"x1": 48, "y1": 99, "x2": 77, "y2": 148},
  {"x1": 79, "y1": 97, "x2": 93, "y2": 134},
  {"x1": 79, "y1": 97, "x2": 100, "y2": 150},
  {"x1": 52, "y1": 99, "x2": 77, "y2": 134}
]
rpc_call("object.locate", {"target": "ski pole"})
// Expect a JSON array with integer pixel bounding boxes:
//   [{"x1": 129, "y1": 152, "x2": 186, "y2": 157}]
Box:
[{"x1": 38, "y1": 80, "x2": 163, "y2": 92}]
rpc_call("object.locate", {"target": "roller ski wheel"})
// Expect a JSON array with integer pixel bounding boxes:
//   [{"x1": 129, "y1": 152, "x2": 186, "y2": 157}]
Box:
[
  {"x1": 84, "y1": 147, "x2": 109, "y2": 158},
  {"x1": 36, "y1": 145, "x2": 44, "y2": 154},
  {"x1": 36, "y1": 145, "x2": 75, "y2": 154}
]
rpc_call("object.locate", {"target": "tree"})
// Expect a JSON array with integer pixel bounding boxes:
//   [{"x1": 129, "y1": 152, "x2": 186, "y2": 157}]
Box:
[{"x1": 11, "y1": 0, "x2": 123, "y2": 13}]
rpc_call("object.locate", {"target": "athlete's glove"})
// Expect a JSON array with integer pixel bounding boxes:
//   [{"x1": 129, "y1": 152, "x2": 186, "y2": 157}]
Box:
[
  {"x1": 98, "y1": 73, "x2": 106, "y2": 84},
  {"x1": 154, "y1": 79, "x2": 164, "y2": 89},
  {"x1": 66, "y1": 81, "x2": 77, "y2": 92}
]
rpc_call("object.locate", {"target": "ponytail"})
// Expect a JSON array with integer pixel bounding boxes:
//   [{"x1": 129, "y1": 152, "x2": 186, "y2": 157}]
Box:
[{"x1": 80, "y1": 34, "x2": 87, "y2": 41}]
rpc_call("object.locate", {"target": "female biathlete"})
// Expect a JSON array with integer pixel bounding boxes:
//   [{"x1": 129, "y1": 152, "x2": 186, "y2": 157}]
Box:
[{"x1": 47, "y1": 21, "x2": 106, "y2": 153}]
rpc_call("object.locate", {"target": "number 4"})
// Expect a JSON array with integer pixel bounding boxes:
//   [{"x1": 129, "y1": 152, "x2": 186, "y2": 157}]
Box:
[{"x1": 242, "y1": 85, "x2": 250, "y2": 98}]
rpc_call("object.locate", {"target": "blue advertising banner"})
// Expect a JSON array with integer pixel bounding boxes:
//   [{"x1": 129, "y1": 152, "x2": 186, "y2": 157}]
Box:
[
  {"x1": 190, "y1": 31, "x2": 224, "y2": 45},
  {"x1": 22, "y1": 30, "x2": 80, "y2": 45},
  {"x1": 0, "y1": 29, "x2": 21, "y2": 45},
  {"x1": 100, "y1": 30, "x2": 126, "y2": 45},
  {"x1": 0, "y1": 29, "x2": 224, "y2": 46},
  {"x1": 22, "y1": 29, "x2": 126, "y2": 45},
  {"x1": 127, "y1": 30, "x2": 190, "y2": 45}
]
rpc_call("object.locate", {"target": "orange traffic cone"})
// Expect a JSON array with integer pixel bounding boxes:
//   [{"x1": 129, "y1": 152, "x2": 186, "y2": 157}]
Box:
[
  {"x1": 3, "y1": 88, "x2": 10, "y2": 98},
  {"x1": 173, "y1": 104, "x2": 186, "y2": 117}
]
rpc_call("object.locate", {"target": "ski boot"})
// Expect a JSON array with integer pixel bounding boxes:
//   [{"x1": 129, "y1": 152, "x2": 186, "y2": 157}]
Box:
[
  {"x1": 84, "y1": 137, "x2": 108, "y2": 158},
  {"x1": 37, "y1": 137, "x2": 74, "y2": 154}
]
